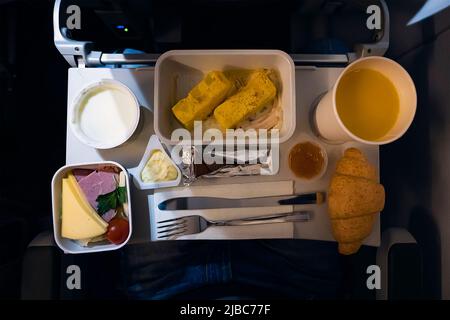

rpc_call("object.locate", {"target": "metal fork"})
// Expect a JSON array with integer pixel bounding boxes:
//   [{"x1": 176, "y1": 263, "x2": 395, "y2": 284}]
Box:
[{"x1": 156, "y1": 211, "x2": 312, "y2": 239}]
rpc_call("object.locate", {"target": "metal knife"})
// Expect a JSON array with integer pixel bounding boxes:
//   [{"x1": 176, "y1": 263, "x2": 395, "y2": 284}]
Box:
[{"x1": 158, "y1": 192, "x2": 325, "y2": 210}]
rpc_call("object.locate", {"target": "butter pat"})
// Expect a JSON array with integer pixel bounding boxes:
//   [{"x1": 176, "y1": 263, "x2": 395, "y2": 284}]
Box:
[
  {"x1": 141, "y1": 150, "x2": 178, "y2": 183},
  {"x1": 172, "y1": 71, "x2": 232, "y2": 129},
  {"x1": 214, "y1": 70, "x2": 277, "y2": 129},
  {"x1": 61, "y1": 174, "x2": 108, "y2": 240}
]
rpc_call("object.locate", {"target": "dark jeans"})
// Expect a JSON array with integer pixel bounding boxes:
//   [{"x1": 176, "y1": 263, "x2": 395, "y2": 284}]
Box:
[{"x1": 122, "y1": 240, "x2": 342, "y2": 299}]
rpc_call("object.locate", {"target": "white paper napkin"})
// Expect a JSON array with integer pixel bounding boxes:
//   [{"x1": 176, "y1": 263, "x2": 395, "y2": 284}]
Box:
[{"x1": 149, "y1": 180, "x2": 295, "y2": 240}]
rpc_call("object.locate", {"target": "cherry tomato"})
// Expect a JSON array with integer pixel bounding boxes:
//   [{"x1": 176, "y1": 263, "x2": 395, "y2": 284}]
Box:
[{"x1": 106, "y1": 218, "x2": 129, "y2": 244}]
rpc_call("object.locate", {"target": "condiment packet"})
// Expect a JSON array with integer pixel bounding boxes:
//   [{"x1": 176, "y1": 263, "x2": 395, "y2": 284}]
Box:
[{"x1": 180, "y1": 146, "x2": 275, "y2": 185}]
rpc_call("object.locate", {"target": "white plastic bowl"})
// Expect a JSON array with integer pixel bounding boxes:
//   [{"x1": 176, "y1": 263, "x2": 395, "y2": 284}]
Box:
[
  {"x1": 51, "y1": 161, "x2": 132, "y2": 254},
  {"x1": 69, "y1": 79, "x2": 140, "y2": 149},
  {"x1": 154, "y1": 50, "x2": 296, "y2": 145}
]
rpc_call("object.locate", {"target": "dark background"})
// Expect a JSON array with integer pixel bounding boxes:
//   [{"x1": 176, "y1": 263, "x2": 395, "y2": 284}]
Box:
[{"x1": 0, "y1": 0, "x2": 445, "y2": 299}]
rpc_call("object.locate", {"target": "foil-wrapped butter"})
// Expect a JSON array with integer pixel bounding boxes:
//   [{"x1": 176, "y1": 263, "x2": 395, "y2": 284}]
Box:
[{"x1": 180, "y1": 146, "x2": 276, "y2": 186}]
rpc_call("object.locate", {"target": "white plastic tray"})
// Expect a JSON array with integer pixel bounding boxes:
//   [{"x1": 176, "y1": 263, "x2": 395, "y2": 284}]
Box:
[{"x1": 65, "y1": 66, "x2": 380, "y2": 247}]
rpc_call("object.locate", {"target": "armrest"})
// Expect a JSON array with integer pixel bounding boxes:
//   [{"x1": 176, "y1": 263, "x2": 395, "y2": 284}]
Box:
[
  {"x1": 21, "y1": 232, "x2": 60, "y2": 300},
  {"x1": 376, "y1": 228, "x2": 423, "y2": 300},
  {"x1": 21, "y1": 231, "x2": 127, "y2": 300}
]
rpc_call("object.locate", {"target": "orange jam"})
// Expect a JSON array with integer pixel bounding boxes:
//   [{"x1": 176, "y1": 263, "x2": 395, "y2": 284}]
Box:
[{"x1": 289, "y1": 141, "x2": 325, "y2": 179}]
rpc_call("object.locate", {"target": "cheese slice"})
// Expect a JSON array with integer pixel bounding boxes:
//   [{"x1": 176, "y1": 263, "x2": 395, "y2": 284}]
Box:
[
  {"x1": 61, "y1": 175, "x2": 108, "y2": 240},
  {"x1": 67, "y1": 173, "x2": 109, "y2": 227}
]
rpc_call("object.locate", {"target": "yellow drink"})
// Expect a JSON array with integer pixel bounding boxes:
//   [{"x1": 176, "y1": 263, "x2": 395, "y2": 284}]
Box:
[{"x1": 336, "y1": 68, "x2": 400, "y2": 141}]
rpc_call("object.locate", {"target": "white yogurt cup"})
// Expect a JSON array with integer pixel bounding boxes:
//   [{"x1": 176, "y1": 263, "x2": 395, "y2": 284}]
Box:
[{"x1": 70, "y1": 79, "x2": 140, "y2": 149}]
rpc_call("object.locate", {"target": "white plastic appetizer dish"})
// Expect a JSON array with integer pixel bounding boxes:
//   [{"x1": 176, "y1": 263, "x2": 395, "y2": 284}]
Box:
[
  {"x1": 128, "y1": 135, "x2": 182, "y2": 190},
  {"x1": 51, "y1": 161, "x2": 132, "y2": 254}
]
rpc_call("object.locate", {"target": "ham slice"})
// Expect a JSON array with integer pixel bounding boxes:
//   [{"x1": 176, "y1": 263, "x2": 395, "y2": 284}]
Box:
[{"x1": 77, "y1": 170, "x2": 118, "y2": 221}]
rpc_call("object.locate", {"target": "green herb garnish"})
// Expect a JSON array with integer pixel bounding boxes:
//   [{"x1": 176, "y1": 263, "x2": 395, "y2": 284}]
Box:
[{"x1": 96, "y1": 186, "x2": 127, "y2": 215}]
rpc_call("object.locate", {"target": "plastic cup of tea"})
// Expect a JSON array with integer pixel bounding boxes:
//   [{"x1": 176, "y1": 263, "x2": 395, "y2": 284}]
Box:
[{"x1": 313, "y1": 56, "x2": 417, "y2": 145}]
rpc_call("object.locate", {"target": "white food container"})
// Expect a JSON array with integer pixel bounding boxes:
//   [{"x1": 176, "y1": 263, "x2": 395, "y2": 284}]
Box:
[
  {"x1": 128, "y1": 134, "x2": 181, "y2": 190},
  {"x1": 154, "y1": 50, "x2": 296, "y2": 145},
  {"x1": 69, "y1": 79, "x2": 141, "y2": 149},
  {"x1": 51, "y1": 161, "x2": 132, "y2": 254}
]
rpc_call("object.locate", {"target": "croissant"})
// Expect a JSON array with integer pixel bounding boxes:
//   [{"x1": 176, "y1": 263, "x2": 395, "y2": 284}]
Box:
[{"x1": 328, "y1": 148, "x2": 385, "y2": 255}]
